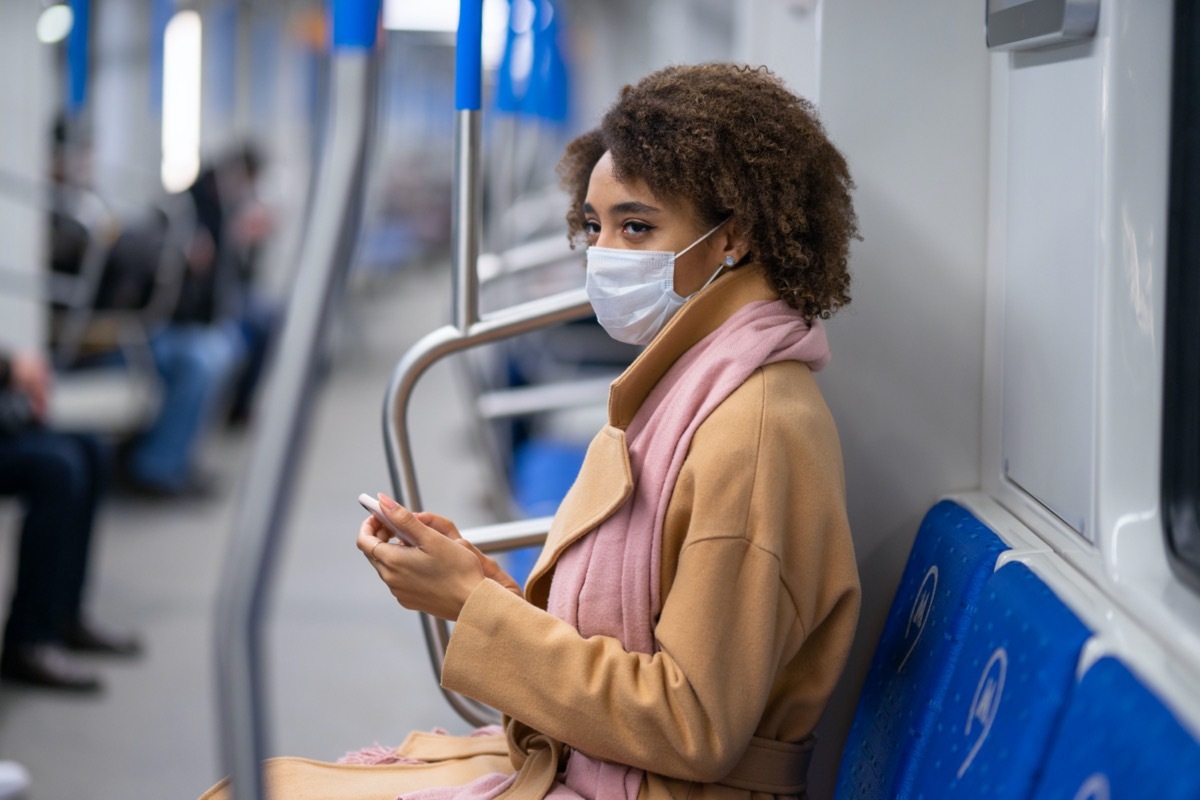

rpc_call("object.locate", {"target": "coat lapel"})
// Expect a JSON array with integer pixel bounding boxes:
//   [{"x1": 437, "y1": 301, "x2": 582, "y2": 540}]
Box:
[
  {"x1": 523, "y1": 265, "x2": 780, "y2": 609},
  {"x1": 525, "y1": 425, "x2": 632, "y2": 608}
]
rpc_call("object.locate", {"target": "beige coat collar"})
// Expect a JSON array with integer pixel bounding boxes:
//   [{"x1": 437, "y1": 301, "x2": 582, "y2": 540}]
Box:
[
  {"x1": 607, "y1": 264, "x2": 780, "y2": 429},
  {"x1": 525, "y1": 265, "x2": 779, "y2": 606}
]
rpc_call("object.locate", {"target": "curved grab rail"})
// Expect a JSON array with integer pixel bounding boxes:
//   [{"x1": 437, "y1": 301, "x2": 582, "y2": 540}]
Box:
[
  {"x1": 383, "y1": 289, "x2": 592, "y2": 726},
  {"x1": 383, "y1": 0, "x2": 595, "y2": 730},
  {"x1": 212, "y1": 2, "x2": 381, "y2": 798}
]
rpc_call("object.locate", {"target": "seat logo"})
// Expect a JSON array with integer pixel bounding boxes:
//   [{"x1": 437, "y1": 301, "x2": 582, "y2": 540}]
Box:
[
  {"x1": 958, "y1": 646, "x2": 1008, "y2": 778},
  {"x1": 1073, "y1": 773, "x2": 1111, "y2": 800},
  {"x1": 899, "y1": 564, "x2": 938, "y2": 672}
]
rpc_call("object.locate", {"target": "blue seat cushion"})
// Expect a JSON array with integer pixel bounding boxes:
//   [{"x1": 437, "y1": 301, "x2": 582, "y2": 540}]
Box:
[
  {"x1": 910, "y1": 561, "x2": 1091, "y2": 798},
  {"x1": 836, "y1": 500, "x2": 1010, "y2": 800},
  {"x1": 1031, "y1": 656, "x2": 1200, "y2": 800}
]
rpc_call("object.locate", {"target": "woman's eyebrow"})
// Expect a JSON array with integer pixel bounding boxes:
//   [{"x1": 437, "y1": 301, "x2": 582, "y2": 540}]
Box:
[{"x1": 582, "y1": 200, "x2": 663, "y2": 216}]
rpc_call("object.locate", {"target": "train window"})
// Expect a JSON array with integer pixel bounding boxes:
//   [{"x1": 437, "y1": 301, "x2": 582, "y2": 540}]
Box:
[{"x1": 1162, "y1": 0, "x2": 1200, "y2": 593}]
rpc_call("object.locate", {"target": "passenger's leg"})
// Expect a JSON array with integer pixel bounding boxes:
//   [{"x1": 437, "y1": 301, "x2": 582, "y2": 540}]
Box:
[
  {"x1": 0, "y1": 429, "x2": 101, "y2": 690},
  {"x1": 125, "y1": 325, "x2": 244, "y2": 493},
  {"x1": 52, "y1": 433, "x2": 104, "y2": 631},
  {"x1": 53, "y1": 433, "x2": 138, "y2": 654},
  {"x1": 227, "y1": 292, "x2": 280, "y2": 425}
]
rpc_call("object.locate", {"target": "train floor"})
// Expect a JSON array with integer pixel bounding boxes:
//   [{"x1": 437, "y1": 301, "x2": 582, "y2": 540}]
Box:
[{"x1": 0, "y1": 258, "x2": 502, "y2": 798}]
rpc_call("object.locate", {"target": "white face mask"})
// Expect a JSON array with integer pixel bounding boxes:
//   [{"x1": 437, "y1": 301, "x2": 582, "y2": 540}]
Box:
[{"x1": 586, "y1": 220, "x2": 729, "y2": 346}]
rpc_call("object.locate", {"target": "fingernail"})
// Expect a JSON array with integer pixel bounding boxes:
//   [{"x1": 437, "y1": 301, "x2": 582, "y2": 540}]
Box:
[{"x1": 377, "y1": 493, "x2": 398, "y2": 511}]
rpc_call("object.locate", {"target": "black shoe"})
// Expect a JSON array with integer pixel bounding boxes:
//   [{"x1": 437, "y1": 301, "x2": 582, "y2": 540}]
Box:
[
  {"x1": 64, "y1": 618, "x2": 143, "y2": 657},
  {"x1": 0, "y1": 643, "x2": 102, "y2": 692}
]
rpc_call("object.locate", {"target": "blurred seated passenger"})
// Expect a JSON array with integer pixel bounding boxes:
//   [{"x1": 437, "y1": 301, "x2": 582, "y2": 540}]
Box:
[
  {"x1": 116, "y1": 321, "x2": 243, "y2": 497},
  {"x1": 178, "y1": 144, "x2": 280, "y2": 427},
  {"x1": 0, "y1": 348, "x2": 141, "y2": 692},
  {"x1": 47, "y1": 125, "x2": 245, "y2": 497},
  {"x1": 200, "y1": 64, "x2": 860, "y2": 800}
]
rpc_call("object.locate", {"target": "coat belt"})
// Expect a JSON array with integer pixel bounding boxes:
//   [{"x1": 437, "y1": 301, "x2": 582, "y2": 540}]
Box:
[{"x1": 717, "y1": 735, "x2": 815, "y2": 795}]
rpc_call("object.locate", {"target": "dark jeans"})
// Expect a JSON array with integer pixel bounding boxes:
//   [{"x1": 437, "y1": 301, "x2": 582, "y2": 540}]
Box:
[
  {"x1": 228, "y1": 291, "x2": 280, "y2": 422},
  {"x1": 124, "y1": 324, "x2": 242, "y2": 490},
  {"x1": 0, "y1": 429, "x2": 105, "y2": 646}
]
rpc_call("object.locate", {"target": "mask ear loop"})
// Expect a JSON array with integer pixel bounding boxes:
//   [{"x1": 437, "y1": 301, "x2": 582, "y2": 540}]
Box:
[
  {"x1": 676, "y1": 217, "x2": 733, "y2": 258},
  {"x1": 679, "y1": 217, "x2": 736, "y2": 298},
  {"x1": 685, "y1": 254, "x2": 739, "y2": 299}
]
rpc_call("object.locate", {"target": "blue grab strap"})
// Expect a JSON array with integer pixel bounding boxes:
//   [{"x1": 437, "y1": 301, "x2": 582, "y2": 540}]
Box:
[{"x1": 456, "y1": 0, "x2": 484, "y2": 110}]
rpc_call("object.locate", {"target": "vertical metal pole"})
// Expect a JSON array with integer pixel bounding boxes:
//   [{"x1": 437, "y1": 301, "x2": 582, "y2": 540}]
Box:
[
  {"x1": 412, "y1": 0, "x2": 489, "y2": 723},
  {"x1": 379, "y1": 0, "x2": 595, "y2": 732},
  {"x1": 212, "y1": 3, "x2": 380, "y2": 798},
  {"x1": 451, "y1": 0, "x2": 485, "y2": 332},
  {"x1": 452, "y1": 111, "x2": 483, "y2": 331}
]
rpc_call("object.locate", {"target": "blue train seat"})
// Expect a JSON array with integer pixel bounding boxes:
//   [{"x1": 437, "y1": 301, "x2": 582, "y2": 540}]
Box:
[
  {"x1": 512, "y1": 438, "x2": 587, "y2": 518},
  {"x1": 504, "y1": 438, "x2": 587, "y2": 585},
  {"x1": 908, "y1": 561, "x2": 1092, "y2": 798},
  {"x1": 1030, "y1": 656, "x2": 1200, "y2": 800},
  {"x1": 835, "y1": 500, "x2": 1011, "y2": 800}
]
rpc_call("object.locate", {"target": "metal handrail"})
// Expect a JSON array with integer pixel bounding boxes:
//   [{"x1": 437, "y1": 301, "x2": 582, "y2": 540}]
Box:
[
  {"x1": 380, "y1": 0, "x2": 596, "y2": 729},
  {"x1": 0, "y1": 168, "x2": 191, "y2": 371},
  {"x1": 476, "y1": 374, "x2": 616, "y2": 420},
  {"x1": 212, "y1": 3, "x2": 381, "y2": 797},
  {"x1": 383, "y1": 287, "x2": 592, "y2": 726},
  {"x1": 477, "y1": 233, "x2": 576, "y2": 283}
]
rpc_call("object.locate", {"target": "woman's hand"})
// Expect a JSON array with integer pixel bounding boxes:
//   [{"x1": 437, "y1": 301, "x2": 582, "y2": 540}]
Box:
[
  {"x1": 356, "y1": 495, "x2": 519, "y2": 621},
  {"x1": 414, "y1": 510, "x2": 525, "y2": 598}
]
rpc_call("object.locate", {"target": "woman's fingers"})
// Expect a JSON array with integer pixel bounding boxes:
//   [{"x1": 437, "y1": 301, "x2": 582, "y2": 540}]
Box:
[
  {"x1": 356, "y1": 497, "x2": 488, "y2": 620},
  {"x1": 414, "y1": 511, "x2": 463, "y2": 540},
  {"x1": 454, "y1": 539, "x2": 524, "y2": 596},
  {"x1": 370, "y1": 494, "x2": 436, "y2": 548},
  {"x1": 356, "y1": 518, "x2": 390, "y2": 563}
]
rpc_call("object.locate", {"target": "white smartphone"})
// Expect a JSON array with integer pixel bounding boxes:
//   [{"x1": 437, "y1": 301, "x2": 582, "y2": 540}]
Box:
[{"x1": 357, "y1": 493, "x2": 416, "y2": 546}]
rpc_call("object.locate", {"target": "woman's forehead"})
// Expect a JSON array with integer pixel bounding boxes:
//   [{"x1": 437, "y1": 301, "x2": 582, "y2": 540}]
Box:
[{"x1": 585, "y1": 152, "x2": 666, "y2": 212}]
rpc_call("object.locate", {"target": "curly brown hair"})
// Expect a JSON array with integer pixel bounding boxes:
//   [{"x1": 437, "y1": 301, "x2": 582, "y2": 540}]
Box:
[{"x1": 558, "y1": 63, "x2": 857, "y2": 321}]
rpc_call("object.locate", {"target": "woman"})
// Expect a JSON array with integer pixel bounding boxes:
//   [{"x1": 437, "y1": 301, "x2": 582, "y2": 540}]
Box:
[{"x1": 202, "y1": 62, "x2": 859, "y2": 800}]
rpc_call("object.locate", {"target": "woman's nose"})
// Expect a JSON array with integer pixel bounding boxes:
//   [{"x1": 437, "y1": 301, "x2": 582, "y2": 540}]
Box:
[{"x1": 595, "y1": 230, "x2": 621, "y2": 249}]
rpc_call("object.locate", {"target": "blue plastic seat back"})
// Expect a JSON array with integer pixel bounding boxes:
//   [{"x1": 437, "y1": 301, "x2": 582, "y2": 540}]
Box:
[
  {"x1": 1031, "y1": 656, "x2": 1200, "y2": 800},
  {"x1": 512, "y1": 438, "x2": 587, "y2": 518},
  {"x1": 909, "y1": 561, "x2": 1091, "y2": 799},
  {"x1": 836, "y1": 500, "x2": 1011, "y2": 800},
  {"x1": 505, "y1": 438, "x2": 588, "y2": 585}
]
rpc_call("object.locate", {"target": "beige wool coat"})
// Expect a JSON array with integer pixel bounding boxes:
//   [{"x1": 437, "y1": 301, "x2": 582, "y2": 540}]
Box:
[{"x1": 200, "y1": 265, "x2": 860, "y2": 800}]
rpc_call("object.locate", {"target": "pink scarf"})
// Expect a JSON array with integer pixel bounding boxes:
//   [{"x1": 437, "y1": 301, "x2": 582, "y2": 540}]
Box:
[{"x1": 404, "y1": 299, "x2": 828, "y2": 800}]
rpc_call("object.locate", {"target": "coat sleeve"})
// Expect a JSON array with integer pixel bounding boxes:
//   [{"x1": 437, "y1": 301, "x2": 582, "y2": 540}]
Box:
[{"x1": 441, "y1": 368, "x2": 823, "y2": 783}]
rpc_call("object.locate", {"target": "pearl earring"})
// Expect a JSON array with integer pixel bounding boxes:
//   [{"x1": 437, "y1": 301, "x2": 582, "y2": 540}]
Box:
[{"x1": 724, "y1": 256, "x2": 735, "y2": 267}]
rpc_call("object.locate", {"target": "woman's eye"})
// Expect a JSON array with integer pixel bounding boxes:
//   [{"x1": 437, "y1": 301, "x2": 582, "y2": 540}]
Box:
[
  {"x1": 623, "y1": 221, "x2": 653, "y2": 235},
  {"x1": 583, "y1": 220, "x2": 601, "y2": 237}
]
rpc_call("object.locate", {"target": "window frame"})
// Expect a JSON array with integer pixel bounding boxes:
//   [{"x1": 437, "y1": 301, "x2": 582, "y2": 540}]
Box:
[{"x1": 1162, "y1": 0, "x2": 1200, "y2": 594}]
